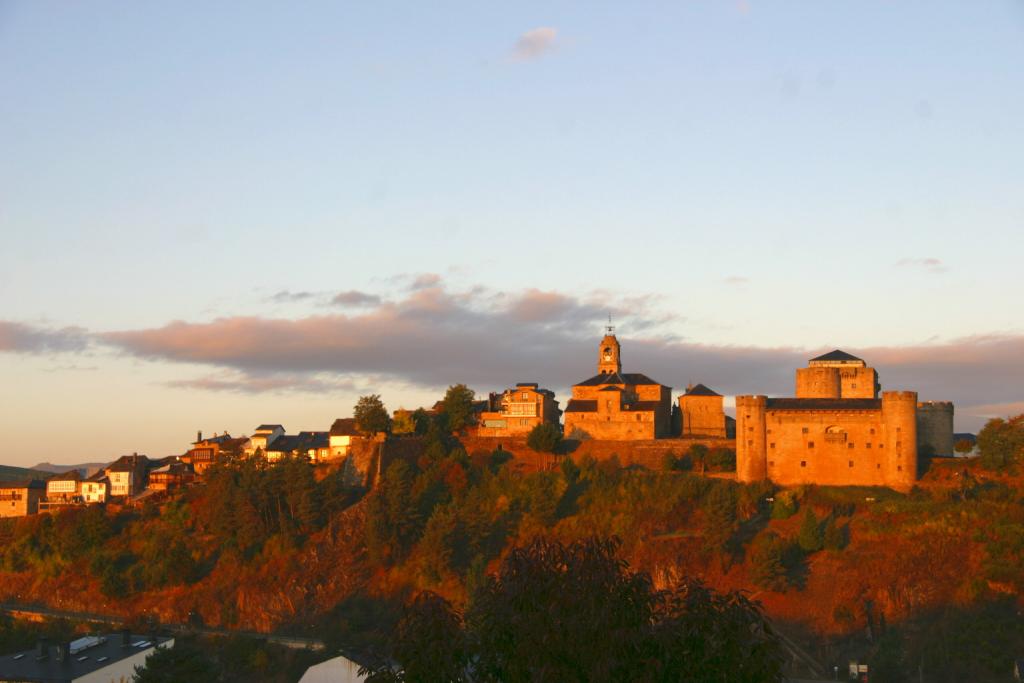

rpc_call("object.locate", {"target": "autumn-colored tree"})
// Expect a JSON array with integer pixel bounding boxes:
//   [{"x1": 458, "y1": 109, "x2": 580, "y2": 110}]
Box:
[
  {"x1": 977, "y1": 415, "x2": 1024, "y2": 470},
  {"x1": 441, "y1": 384, "x2": 476, "y2": 433},
  {"x1": 526, "y1": 422, "x2": 562, "y2": 453},
  {"x1": 797, "y1": 508, "x2": 824, "y2": 553},
  {"x1": 749, "y1": 531, "x2": 790, "y2": 592},
  {"x1": 355, "y1": 394, "x2": 392, "y2": 435}
]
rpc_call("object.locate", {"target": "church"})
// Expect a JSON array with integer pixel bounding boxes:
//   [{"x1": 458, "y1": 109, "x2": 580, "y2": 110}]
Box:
[{"x1": 563, "y1": 329, "x2": 673, "y2": 440}]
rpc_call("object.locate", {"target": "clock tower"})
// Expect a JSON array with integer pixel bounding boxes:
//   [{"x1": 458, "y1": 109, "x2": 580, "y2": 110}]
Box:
[{"x1": 597, "y1": 326, "x2": 621, "y2": 375}]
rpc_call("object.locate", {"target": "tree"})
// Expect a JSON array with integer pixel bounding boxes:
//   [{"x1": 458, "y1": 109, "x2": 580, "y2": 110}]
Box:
[
  {"x1": 749, "y1": 531, "x2": 789, "y2": 592},
  {"x1": 355, "y1": 394, "x2": 392, "y2": 435},
  {"x1": 526, "y1": 422, "x2": 562, "y2": 453},
  {"x1": 797, "y1": 508, "x2": 823, "y2": 553},
  {"x1": 976, "y1": 415, "x2": 1024, "y2": 470},
  {"x1": 441, "y1": 384, "x2": 476, "y2": 433},
  {"x1": 374, "y1": 536, "x2": 783, "y2": 682},
  {"x1": 954, "y1": 438, "x2": 974, "y2": 456},
  {"x1": 822, "y1": 514, "x2": 849, "y2": 551},
  {"x1": 703, "y1": 484, "x2": 737, "y2": 555},
  {"x1": 392, "y1": 409, "x2": 417, "y2": 435},
  {"x1": 133, "y1": 641, "x2": 218, "y2": 683}
]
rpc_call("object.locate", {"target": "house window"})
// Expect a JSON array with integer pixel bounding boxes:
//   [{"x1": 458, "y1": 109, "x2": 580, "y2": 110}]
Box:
[
  {"x1": 866, "y1": 443, "x2": 872, "y2": 449},
  {"x1": 852, "y1": 383, "x2": 857, "y2": 389},
  {"x1": 522, "y1": 392, "x2": 528, "y2": 400},
  {"x1": 848, "y1": 443, "x2": 855, "y2": 449},
  {"x1": 801, "y1": 461, "x2": 807, "y2": 468},
  {"x1": 802, "y1": 427, "x2": 809, "y2": 434}
]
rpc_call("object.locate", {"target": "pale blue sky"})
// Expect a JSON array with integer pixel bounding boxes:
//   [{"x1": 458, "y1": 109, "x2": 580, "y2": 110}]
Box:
[{"x1": 2, "y1": 2, "x2": 1023, "y2": 464}]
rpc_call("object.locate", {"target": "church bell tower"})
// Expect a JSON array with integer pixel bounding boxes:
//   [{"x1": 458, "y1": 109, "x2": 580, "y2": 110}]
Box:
[{"x1": 597, "y1": 318, "x2": 621, "y2": 375}]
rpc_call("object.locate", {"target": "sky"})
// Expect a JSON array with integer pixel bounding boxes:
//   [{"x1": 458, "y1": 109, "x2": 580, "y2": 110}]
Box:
[{"x1": 1, "y1": 1, "x2": 1023, "y2": 466}]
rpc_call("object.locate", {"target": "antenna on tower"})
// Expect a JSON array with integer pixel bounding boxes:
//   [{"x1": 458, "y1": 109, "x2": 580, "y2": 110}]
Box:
[{"x1": 605, "y1": 312, "x2": 615, "y2": 335}]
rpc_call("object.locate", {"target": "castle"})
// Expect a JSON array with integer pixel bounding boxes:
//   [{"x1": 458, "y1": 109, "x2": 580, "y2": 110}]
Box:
[{"x1": 736, "y1": 351, "x2": 954, "y2": 491}]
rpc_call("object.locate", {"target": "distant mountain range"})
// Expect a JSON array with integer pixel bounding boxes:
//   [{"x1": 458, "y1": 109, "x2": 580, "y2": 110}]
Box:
[
  {"x1": 0, "y1": 464, "x2": 51, "y2": 483},
  {"x1": 30, "y1": 462, "x2": 111, "y2": 477}
]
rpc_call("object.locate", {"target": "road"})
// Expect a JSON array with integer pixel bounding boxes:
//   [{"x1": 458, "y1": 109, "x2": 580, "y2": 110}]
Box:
[{"x1": 0, "y1": 602, "x2": 325, "y2": 651}]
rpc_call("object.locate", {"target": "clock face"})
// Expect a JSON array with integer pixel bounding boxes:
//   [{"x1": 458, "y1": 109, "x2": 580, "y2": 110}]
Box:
[{"x1": 603, "y1": 347, "x2": 612, "y2": 360}]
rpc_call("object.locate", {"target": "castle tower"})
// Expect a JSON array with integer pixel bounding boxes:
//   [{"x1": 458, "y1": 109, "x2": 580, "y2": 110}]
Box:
[
  {"x1": 597, "y1": 330, "x2": 622, "y2": 375},
  {"x1": 796, "y1": 350, "x2": 879, "y2": 399},
  {"x1": 882, "y1": 391, "x2": 918, "y2": 491},
  {"x1": 916, "y1": 401, "x2": 954, "y2": 456},
  {"x1": 735, "y1": 395, "x2": 768, "y2": 483}
]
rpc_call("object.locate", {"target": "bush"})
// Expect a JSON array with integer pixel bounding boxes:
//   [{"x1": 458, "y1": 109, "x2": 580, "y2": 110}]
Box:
[
  {"x1": 706, "y1": 447, "x2": 737, "y2": 472},
  {"x1": 749, "y1": 531, "x2": 790, "y2": 592},
  {"x1": 797, "y1": 509, "x2": 823, "y2": 553},
  {"x1": 526, "y1": 423, "x2": 562, "y2": 453},
  {"x1": 976, "y1": 415, "x2": 1024, "y2": 470},
  {"x1": 770, "y1": 491, "x2": 799, "y2": 520}
]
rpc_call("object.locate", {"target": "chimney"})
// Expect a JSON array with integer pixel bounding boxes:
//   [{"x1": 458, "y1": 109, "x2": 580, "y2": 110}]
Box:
[
  {"x1": 121, "y1": 629, "x2": 131, "y2": 648},
  {"x1": 197, "y1": 430, "x2": 202, "y2": 442},
  {"x1": 36, "y1": 638, "x2": 48, "y2": 659}
]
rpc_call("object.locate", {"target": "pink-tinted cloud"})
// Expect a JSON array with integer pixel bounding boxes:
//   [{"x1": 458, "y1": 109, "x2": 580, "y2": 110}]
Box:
[
  {"x1": 510, "y1": 27, "x2": 558, "y2": 62},
  {"x1": 896, "y1": 257, "x2": 947, "y2": 273},
  {"x1": 0, "y1": 321, "x2": 89, "y2": 353},
  {"x1": 331, "y1": 290, "x2": 382, "y2": 307}
]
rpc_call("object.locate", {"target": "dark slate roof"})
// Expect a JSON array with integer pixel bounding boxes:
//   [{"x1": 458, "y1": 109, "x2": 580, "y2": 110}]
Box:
[
  {"x1": 0, "y1": 480, "x2": 44, "y2": 490},
  {"x1": 330, "y1": 418, "x2": 360, "y2": 437},
  {"x1": 266, "y1": 435, "x2": 301, "y2": 452},
  {"x1": 297, "y1": 431, "x2": 329, "y2": 448},
  {"x1": 684, "y1": 383, "x2": 721, "y2": 397},
  {"x1": 85, "y1": 470, "x2": 109, "y2": 483},
  {"x1": 106, "y1": 455, "x2": 149, "y2": 473},
  {"x1": 810, "y1": 349, "x2": 862, "y2": 362},
  {"x1": 765, "y1": 398, "x2": 882, "y2": 411},
  {"x1": 0, "y1": 633, "x2": 173, "y2": 683},
  {"x1": 565, "y1": 400, "x2": 598, "y2": 413},
  {"x1": 255, "y1": 424, "x2": 284, "y2": 431},
  {"x1": 48, "y1": 470, "x2": 82, "y2": 482},
  {"x1": 575, "y1": 372, "x2": 665, "y2": 387},
  {"x1": 515, "y1": 382, "x2": 539, "y2": 388}
]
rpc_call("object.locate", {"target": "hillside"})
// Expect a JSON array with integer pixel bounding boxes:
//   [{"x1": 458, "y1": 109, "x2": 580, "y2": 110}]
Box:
[
  {"x1": 0, "y1": 437, "x2": 1022, "y2": 682},
  {"x1": 0, "y1": 464, "x2": 46, "y2": 483}
]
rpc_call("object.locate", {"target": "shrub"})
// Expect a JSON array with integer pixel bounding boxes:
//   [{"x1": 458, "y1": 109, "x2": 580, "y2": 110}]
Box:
[
  {"x1": 526, "y1": 423, "x2": 562, "y2": 453},
  {"x1": 770, "y1": 491, "x2": 799, "y2": 520}
]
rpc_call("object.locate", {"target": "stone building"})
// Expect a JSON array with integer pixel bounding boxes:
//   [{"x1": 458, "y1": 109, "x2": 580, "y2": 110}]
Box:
[
  {"x1": 476, "y1": 383, "x2": 562, "y2": 437},
  {"x1": 679, "y1": 383, "x2": 733, "y2": 438},
  {"x1": 0, "y1": 480, "x2": 44, "y2": 517},
  {"x1": 736, "y1": 350, "x2": 953, "y2": 491},
  {"x1": 917, "y1": 401, "x2": 955, "y2": 456},
  {"x1": 564, "y1": 331, "x2": 672, "y2": 440}
]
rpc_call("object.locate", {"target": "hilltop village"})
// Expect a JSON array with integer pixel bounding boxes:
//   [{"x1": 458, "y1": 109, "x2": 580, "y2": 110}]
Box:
[{"x1": 0, "y1": 330, "x2": 958, "y2": 518}]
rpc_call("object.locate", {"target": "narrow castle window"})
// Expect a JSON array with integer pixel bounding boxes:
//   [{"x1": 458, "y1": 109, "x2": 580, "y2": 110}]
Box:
[
  {"x1": 848, "y1": 443, "x2": 855, "y2": 449},
  {"x1": 769, "y1": 461, "x2": 775, "y2": 467},
  {"x1": 848, "y1": 461, "x2": 854, "y2": 467},
  {"x1": 767, "y1": 428, "x2": 772, "y2": 434},
  {"x1": 770, "y1": 443, "x2": 775, "y2": 449},
  {"x1": 800, "y1": 461, "x2": 807, "y2": 468},
  {"x1": 898, "y1": 465, "x2": 903, "y2": 472},
  {"x1": 866, "y1": 443, "x2": 872, "y2": 449},
  {"x1": 802, "y1": 427, "x2": 809, "y2": 434},
  {"x1": 870, "y1": 428, "x2": 875, "y2": 435},
  {"x1": 808, "y1": 441, "x2": 815, "y2": 448},
  {"x1": 747, "y1": 440, "x2": 753, "y2": 447},
  {"x1": 896, "y1": 441, "x2": 901, "y2": 448}
]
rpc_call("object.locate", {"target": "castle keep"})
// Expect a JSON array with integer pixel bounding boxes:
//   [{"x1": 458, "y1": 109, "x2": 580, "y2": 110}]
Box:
[{"x1": 737, "y1": 350, "x2": 954, "y2": 492}]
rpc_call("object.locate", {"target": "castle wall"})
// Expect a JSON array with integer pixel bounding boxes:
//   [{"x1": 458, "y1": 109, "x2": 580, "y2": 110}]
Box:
[
  {"x1": 763, "y1": 408, "x2": 890, "y2": 488},
  {"x1": 564, "y1": 410, "x2": 658, "y2": 441},
  {"x1": 916, "y1": 401, "x2": 954, "y2": 456},
  {"x1": 737, "y1": 393, "x2": 919, "y2": 491},
  {"x1": 680, "y1": 394, "x2": 727, "y2": 438},
  {"x1": 795, "y1": 368, "x2": 841, "y2": 398},
  {"x1": 839, "y1": 367, "x2": 879, "y2": 399}
]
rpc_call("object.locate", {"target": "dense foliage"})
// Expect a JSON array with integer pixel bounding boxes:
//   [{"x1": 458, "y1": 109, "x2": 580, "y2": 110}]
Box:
[
  {"x1": 976, "y1": 414, "x2": 1024, "y2": 470},
  {"x1": 367, "y1": 537, "x2": 783, "y2": 683},
  {"x1": 525, "y1": 422, "x2": 562, "y2": 453},
  {"x1": 355, "y1": 394, "x2": 392, "y2": 435}
]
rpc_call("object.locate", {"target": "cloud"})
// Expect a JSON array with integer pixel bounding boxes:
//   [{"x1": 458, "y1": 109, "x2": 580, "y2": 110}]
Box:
[
  {"x1": 268, "y1": 290, "x2": 316, "y2": 303},
  {"x1": 0, "y1": 321, "x2": 90, "y2": 354},
  {"x1": 12, "y1": 278, "x2": 1024, "y2": 432},
  {"x1": 510, "y1": 27, "x2": 558, "y2": 62},
  {"x1": 165, "y1": 371, "x2": 358, "y2": 394},
  {"x1": 896, "y1": 257, "x2": 947, "y2": 274},
  {"x1": 331, "y1": 290, "x2": 383, "y2": 307}
]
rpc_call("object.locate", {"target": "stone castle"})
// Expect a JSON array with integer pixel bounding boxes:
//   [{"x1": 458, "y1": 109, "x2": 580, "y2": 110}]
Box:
[
  {"x1": 485, "y1": 331, "x2": 954, "y2": 491},
  {"x1": 736, "y1": 351, "x2": 953, "y2": 491}
]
